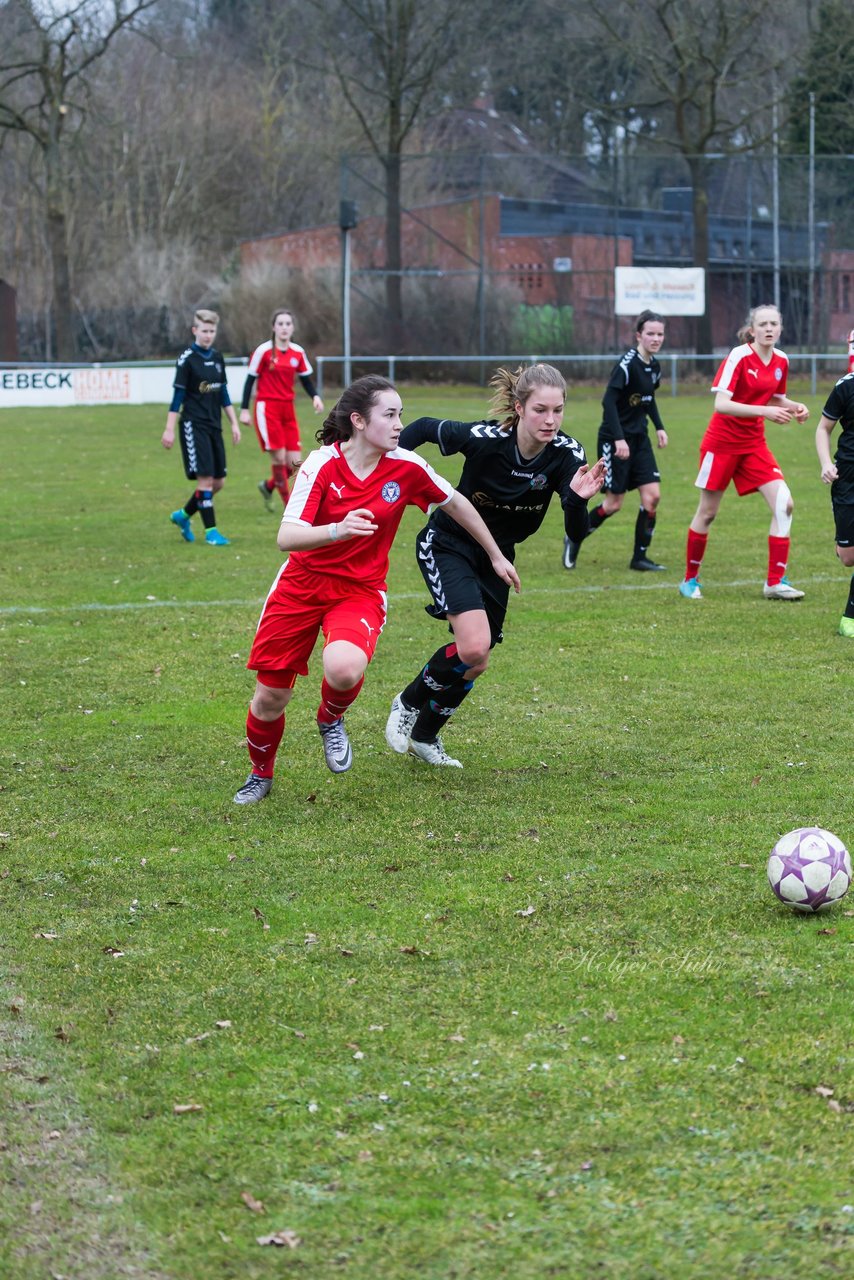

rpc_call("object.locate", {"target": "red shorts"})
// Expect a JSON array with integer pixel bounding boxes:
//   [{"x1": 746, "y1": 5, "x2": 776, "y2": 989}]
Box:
[
  {"x1": 247, "y1": 562, "x2": 387, "y2": 678},
  {"x1": 254, "y1": 400, "x2": 301, "y2": 453},
  {"x1": 695, "y1": 440, "x2": 783, "y2": 496}
]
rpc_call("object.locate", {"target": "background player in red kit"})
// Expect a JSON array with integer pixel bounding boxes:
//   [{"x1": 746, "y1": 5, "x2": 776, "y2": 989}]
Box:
[
  {"x1": 233, "y1": 375, "x2": 520, "y2": 804},
  {"x1": 240, "y1": 307, "x2": 324, "y2": 510},
  {"x1": 679, "y1": 304, "x2": 809, "y2": 602}
]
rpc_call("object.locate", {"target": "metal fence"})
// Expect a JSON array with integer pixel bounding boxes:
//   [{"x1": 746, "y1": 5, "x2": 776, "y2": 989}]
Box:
[{"x1": 314, "y1": 352, "x2": 848, "y2": 398}]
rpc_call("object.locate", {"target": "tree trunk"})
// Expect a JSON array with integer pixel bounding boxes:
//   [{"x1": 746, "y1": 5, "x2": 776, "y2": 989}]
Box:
[
  {"x1": 688, "y1": 155, "x2": 713, "y2": 359},
  {"x1": 384, "y1": 149, "x2": 404, "y2": 352},
  {"x1": 44, "y1": 131, "x2": 77, "y2": 361}
]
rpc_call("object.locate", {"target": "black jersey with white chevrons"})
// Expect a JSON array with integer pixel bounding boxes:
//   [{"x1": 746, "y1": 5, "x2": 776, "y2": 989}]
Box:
[
  {"x1": 399, "y1": 417, "x2": 590, "y2": 556},
  {"x1": 173, "y1": 343, "x2": 229, "y2": 431},
  {"x1": 821, "y1": 373, "x2": 854, "y2": 468},
  {"x1": 601, "y1": 348, "x2": 663, "y2": 439}
]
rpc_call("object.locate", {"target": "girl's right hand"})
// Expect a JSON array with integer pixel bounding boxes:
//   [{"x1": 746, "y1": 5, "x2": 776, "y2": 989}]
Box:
[
  {"x1": 765, "y1": 405, "x2": 794, "y2": 424},
  {"x1": 339, "y1": 508, "x2": 378, "y2": 538},
  {"x1": 239, "y1": 409, "x2": 251, "y2": 426}
]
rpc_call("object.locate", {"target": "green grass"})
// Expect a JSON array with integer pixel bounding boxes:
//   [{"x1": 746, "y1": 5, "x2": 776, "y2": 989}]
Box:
[{"x1": 2, "y1": 385, "x2": 853, "y2": 1279}]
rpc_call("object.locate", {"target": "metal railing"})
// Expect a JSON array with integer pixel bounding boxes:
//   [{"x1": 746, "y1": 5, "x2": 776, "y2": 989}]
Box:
[{"x1": 314, "y1": 352, "x2": 847, "y2": 398}]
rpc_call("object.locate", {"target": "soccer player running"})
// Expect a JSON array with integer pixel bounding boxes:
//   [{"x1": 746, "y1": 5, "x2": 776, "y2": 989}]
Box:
[
  {"x1": 162, "y1": 308, "x2": 241, "y2": 547},
  {"x1": 815, "y1": 373, "x2": 854, "y2": 636},
  {"x1": 385, "y1": 364, "x2": 606, "y2": 769},
  {"x1": 240, "y1": 308, "x2": 323, "y2": 511},
  {"x1": 563, "y1": 310, "x2": 668, "y2": 573},
  {"x1": 233, "y1": 375, "x2": 520, "y2": 805},
  {"x1": 679, "y1": 304, "x2": 809, "y2": 602}
]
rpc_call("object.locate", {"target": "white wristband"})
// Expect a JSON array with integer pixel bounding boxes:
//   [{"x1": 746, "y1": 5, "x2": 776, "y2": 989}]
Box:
[{"x1": 329, "y1": 522, "x2": 339, "y2": 541}]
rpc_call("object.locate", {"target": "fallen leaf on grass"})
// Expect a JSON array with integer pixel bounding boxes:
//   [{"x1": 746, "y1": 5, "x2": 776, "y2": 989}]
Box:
[
  {"x1": 185, "y1": 1032, "x2": 211, "y2": 1045},
  {"x1": 102, "y1": 946, "x2": 124, "y2": 957},
  {"x1": 215, "y1": 1020, "x2": 232, "y2": 1030},
  {"x1": 339, "y1": 948, "x2": 354, "y2": 956},
  {"x1": 357, "y1": 1150, "x2": 373, "y2": 1162},
  {"x1": 448, "y1": 1034, "x2": 465, "y2": 1043},
  {"x1": 54, "y1": 1026, "x2": 72, "y2": 1042},
  {"x1": 828, "y1": 1099, "x2": 843, "y2": 1113},
  {"x1": 815, "y1": 1085, "x2": 835, "y2": 1098},
  {"x1": 9, "y1": 997, "x2": 24, "y2": 1015},
  {"x1": 252, "y1": 906, "x2": 270, "y2": 931},
  {"x1": 515, "y1": 905, "x2": 536, "y2": 917},
  {"x1": 241, "y1": 1191, "x2": 266, "y2": 1214},
  {"x1": 304, "y1": 933, "x2": 319, "y2": 946},
  {"x1": 173, "y1": 1103, "x2": 203, "y2": 1115},
  {"x1": 257, "y1": 1230, "x2": 301, "y2": 1248},
  {"x1": 818, "y1": 928, "x2": 837, "y2": 936},
  {"x1": 35, "y1": 932, "x2": 58, "y2": 940},
  {"x1": 399, "y1": 945, "x2": 425, "y2": 955},
  {"x1": 383, "y1": 864, "x2": 400, "y2": 873}
]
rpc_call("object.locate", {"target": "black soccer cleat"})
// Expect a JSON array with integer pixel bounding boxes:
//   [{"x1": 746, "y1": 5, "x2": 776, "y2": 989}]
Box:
[
  {"x1": 629, "y1": 556, "x2": 665, "y2": 572},
  {"x1": 562, "y1": 535, "x2": 580, "y2": 570}
]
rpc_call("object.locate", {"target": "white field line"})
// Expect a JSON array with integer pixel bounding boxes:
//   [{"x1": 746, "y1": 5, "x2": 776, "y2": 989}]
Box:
[{"x1": 0, "y1": 574, "x2": 844, "y2": 617}]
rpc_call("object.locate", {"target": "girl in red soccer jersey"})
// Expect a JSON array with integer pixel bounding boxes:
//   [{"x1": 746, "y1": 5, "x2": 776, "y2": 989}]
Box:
[
  {"x1": 233, "y1": 375, "x2": 520, "y2": 804},
  {"x1": 679, "y1": 304, "x2": 810, "y2": 602},
  {"x1": 240, "y1": 308, "x2": 324, "y2": 510}
]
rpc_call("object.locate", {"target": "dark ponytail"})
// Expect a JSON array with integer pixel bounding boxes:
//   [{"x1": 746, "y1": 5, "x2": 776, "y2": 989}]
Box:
[{"x1": 317, "y1": 375, "x2": 396, "y2": 445}]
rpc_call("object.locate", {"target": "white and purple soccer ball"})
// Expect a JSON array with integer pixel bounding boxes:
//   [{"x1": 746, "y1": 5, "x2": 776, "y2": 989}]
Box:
[{"x1": 767, "y1": 827, "x2": 851, "y2": 913}]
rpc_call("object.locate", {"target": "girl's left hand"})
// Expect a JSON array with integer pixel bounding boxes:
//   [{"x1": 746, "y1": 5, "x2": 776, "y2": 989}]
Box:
[
  {"x1": 490, "y1": 555, "x2": 521, "y2": 594},
  {"x1": 570, "y1": 458, "x2": 607, "y2": 499},
  {"x1": 793, "y1": 402, "x2": 810, "y2": 423}
]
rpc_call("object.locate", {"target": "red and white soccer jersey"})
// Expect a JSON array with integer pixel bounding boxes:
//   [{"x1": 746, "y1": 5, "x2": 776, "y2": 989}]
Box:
[
  {"x1": 847, "y1": 329, "x2": 854, "y2": 376},
  {"x1": 703, "y1": 344, "x2": 789, "y2": 451},
  {"x1": 247, "y1": 340, "x2": 312, "y2": 402},
  {"x1": 283, "y1": 443, "x2": 454, "y2": 590}
]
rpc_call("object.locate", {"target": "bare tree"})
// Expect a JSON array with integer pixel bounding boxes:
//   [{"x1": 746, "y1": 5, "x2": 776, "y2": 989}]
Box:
[
  {"x1": 580, "y1": 0, "x2": 805, "y2": 354},
  {"x1": 307, "y1": 0, "x2": 471, "y2": 351},
  {"x1": 0, "y1": 0, "x2": 159, "y2": 358}
]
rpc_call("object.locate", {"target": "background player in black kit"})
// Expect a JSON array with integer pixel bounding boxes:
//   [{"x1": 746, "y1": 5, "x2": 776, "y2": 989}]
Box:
[
  {"x1": 384, "y1": 363, "x2": 606, "y2": 767},
  {"x1": 563, "y1": 310, "x2": 668, "y2": 572},
  {"x1": 815, "y1": 373, "x2": 854, "y2": 636},
  {"x1": 161, "y1": 308, "x2": 241, "y2": 546}
]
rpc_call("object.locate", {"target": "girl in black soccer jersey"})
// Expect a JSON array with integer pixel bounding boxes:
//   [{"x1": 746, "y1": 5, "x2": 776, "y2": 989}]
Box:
[
  {"x1": 385, "y1": 363, "x2": 606, "y2": 768},
  {"x1": 162, "y1": 309, "x2": 241, "y2": 546},
  {"x1": 815, "y1": 374, "x2": 854, "y2": 637},
  {"x1": 562, "y1": 310, "x2": 668, "y2": 573}
]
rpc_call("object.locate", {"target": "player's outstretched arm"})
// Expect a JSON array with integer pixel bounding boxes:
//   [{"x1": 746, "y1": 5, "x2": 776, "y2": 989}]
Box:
[{"x1": 442, "y1": 492, "x2": 520, "y2": 593}]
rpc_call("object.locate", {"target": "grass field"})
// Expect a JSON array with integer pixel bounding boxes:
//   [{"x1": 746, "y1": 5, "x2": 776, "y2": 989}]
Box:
[{"x1": 2, "y1": 382, "x2": 853, "y2": 1280}]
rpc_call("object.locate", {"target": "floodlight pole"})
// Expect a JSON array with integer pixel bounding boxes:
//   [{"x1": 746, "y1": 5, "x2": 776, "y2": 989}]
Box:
[
  {"x1": 772, "y1": 97, "x2": 781, "y2": 310},
  {"x1": 340, "y1": 199, "x2": 358, "y2": 388}
]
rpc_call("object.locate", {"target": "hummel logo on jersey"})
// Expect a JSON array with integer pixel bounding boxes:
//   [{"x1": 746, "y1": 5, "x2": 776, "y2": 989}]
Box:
[
  {"x1": 470, "y1": 423, "x2": 506, "y2": 439},
  {"x1": 330, "y1": 482, "x2": 346, "y2": 498}
]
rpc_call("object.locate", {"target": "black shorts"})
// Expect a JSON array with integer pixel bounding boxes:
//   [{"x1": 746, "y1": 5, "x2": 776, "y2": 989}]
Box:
[
  {"x1": 598, "y1": 429, "x2": 659, "y2": 495},
  {"x1": 831, "y1": 473, "x2": 854, "y2": 547},
  {"x1": 179, "y1": 418, "x2": 227, "y2": 481},
  {"x1": 415, "y1": 524, "x2": 508, "y2": 647}
]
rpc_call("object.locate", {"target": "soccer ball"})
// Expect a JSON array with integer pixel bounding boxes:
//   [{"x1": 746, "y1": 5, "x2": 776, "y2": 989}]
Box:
[{"x1": 767, "y1": 827, "x2": 851, "y2": 913}]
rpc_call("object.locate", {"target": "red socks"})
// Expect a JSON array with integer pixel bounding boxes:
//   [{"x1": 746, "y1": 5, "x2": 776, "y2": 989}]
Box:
[
  {"x1": 767, "y1": 536, "x2": 790, "y2": 587},
  {"x1": 685, "y1": 529, "x2": 708, "y2": 581},
  {"x1": 246, "y1": 708, "x2": 284, "y2": 778},
  {"x1": 271, "y1": 463, "x2": 289, "y2": 505},
  {"x1": 317, "y1": 677, "x2": 364, "y2": 726}
]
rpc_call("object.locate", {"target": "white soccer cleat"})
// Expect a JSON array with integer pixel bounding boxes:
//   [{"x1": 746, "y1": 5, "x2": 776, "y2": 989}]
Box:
[
  {"x1": 763, "y1": 577, "x2": 804, "y2": 601},
  {"x1": 318, "y1": 717, "x2": 354, "y2": 773},
  {"x1": 407, "y1": 736, "x2": 463, "y2": 768},
  {"x1": 385, "y1": 693, "x2": 418, "y2": 754},
  {"x1": 233, "y1": 773, "x2": 273, "y2": 805}
]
